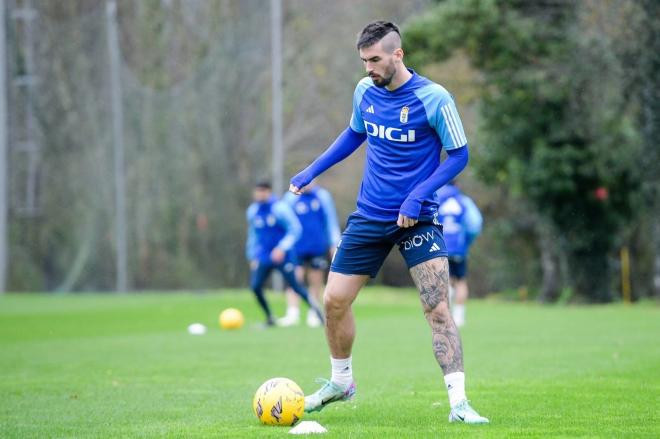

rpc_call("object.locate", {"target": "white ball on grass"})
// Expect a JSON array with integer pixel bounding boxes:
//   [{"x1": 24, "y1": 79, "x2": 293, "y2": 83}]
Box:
[{"x1": 187, "y1": 323, "x2": 207, "y2": 335}]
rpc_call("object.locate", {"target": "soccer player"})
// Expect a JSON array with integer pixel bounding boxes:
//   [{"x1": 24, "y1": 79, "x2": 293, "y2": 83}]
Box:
[
  {"x1": 436, "y1": 181, "x2": 483, "y2": 327},
  {"x1": 288, "y1": 21, "x2": 489, "y2": 424},
  {"x1": 245, "y1": 181, "x2": 325, "y2": 327},
  {"x1": 278, "y1": 183, "x2": 342, "y2": 327}
]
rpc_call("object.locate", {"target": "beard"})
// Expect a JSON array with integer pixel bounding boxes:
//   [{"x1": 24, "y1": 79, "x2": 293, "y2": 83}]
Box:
[{"x1": 370, "y1": 60, "x2": 396, "y2": 88}]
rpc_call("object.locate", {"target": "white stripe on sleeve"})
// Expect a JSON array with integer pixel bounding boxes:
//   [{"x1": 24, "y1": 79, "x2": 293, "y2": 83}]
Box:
[
  {"x1": 452, "y1": 105, "x2": 467, "y2": 145},
  {"x1": 441, "y1": 103, "x2": 467, "y2": 147},
  {"x1": 441, "y1": 104, "x2": 460, "y2": 147}
]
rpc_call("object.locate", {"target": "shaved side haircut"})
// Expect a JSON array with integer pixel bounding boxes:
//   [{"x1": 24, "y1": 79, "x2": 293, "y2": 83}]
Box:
[{"x1": 356, "y1": 21, "x2": 401, "y2": 52}]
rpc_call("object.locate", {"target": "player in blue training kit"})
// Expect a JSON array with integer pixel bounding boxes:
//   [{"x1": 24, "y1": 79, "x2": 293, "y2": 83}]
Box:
[
  {"x1": 288, "y1": 22, "x2": 488, "y2": 424},
  {"x1": 436, "y1": 182, "x2": 483, "y2": 328},
  {"x1": 278, "y1": 184, "x2": 342, "y2": 327},
  {"x1": 245, "y1": 182, "x2": 324, "y2": 327}
]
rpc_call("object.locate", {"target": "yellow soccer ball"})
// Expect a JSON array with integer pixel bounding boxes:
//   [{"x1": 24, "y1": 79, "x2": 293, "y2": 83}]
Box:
[
  {"x1": 253, "y1": 378, "x2": 304, "y2": 426},
  {"x1": 219, "y1": 308, "x2": 244, "y2": 330}
]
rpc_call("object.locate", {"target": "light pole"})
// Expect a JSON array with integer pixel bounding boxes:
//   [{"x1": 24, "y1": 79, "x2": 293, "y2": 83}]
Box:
[{"x1": 0, "y1": 0, "x2": 9, "y2": 294}]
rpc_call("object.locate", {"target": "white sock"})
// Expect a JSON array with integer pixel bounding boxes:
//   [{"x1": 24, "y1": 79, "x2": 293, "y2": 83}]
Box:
[
  {"x1": 444, "y1": 372, "x2": 466, "y2": 407},
  {"x1": 330, "y1": 356, "x2": 353, "y2": 389},
  {"x1": 285, "y1": 307, "x2": 300, "y2": 319},
  {"x1": 452, "y1": 304, "x2": 466, "y2": 326}
]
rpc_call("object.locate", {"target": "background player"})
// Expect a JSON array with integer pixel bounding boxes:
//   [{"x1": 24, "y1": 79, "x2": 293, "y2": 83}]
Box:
[
  {"x1": 436, "y1": 181, "x2": 483, "y2": 327},
  {"x1": 245, "y1": 181, "x2": 324, "y2": 327},
  {"x1": 278, "y1": 182, "x2": 342, "y2": 327},
  {"x1": 289, "y1": 21, "x2": 488, "y2": 424}
]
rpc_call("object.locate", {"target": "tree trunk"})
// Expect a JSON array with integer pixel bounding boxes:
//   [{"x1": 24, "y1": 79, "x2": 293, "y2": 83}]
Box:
[
  {"x1": 654, "y1": 218, "x2": 660, "y2": 298},
  {"x1": 537, "y1": 221, "x2": 562, "y2": 303}
]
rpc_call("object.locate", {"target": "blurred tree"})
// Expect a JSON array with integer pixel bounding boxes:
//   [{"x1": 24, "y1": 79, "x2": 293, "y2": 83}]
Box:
[
  {"x1": 5, "y1": 0, "x2": 427, "y2": 291},
  {"x1": 405, "y1": 0, "x2": 647, "y2": 302},
  {"x1": 637, "y1": 0, "x2": 660, "y2": 298}
]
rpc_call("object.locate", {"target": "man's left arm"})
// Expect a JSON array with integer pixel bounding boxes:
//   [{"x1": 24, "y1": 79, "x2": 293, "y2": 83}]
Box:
[
  {"x1": 461, "y1": 195, "x2": 483, "y2": 247},
  {"x1": 399, "y1": 87, "x2": 469, "y2": 227},
  {"x1": 399, "y1": 147, "x2": 468, "y2": 224}
]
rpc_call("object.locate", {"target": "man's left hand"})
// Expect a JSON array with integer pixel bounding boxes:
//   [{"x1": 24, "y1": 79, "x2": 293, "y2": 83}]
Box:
[{"x1": 397, "y1": 214, "x2": 418, "y2": 228}]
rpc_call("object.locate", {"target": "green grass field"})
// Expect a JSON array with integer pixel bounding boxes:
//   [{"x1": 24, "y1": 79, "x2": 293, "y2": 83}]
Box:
[{"x1": 1, "y1": 289, "x2": 658, "y2": 438}]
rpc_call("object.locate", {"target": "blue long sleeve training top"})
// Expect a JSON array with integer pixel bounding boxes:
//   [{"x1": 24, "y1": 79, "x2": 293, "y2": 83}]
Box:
[{"x1": 292, "y1": 69, "x2": 469, "y2": 222}]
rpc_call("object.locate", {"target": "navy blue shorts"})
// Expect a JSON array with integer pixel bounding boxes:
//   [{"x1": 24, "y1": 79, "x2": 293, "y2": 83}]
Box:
[
  {"x1": 448, "y1": 256, "x2": 468, "y2": 279},
  {"x1": 298, "y1": 254, "x2": 329, "y2": 271},
  {"x1": 331, "y1": 213, "x2": 448, "y2": 278}
]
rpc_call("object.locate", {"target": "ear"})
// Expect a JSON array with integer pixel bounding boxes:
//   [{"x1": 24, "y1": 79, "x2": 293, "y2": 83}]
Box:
[{"x1": 393, "y1": 47, "x2": 404, "y2": 62}]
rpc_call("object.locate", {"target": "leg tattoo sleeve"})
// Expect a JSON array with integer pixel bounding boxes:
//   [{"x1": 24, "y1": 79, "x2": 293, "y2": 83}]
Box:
[{"x1": 410, "y1": 258, "x2": 464, "y2": 374}]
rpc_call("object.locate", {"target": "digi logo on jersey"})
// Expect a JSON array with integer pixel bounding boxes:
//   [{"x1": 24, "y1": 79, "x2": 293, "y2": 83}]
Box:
[
  {"x1": 364, "y1": 121, "x2": 416, "y2": 142},
  {"x1": 400, "y1": 230, "x2": 435, "y2": 251}
]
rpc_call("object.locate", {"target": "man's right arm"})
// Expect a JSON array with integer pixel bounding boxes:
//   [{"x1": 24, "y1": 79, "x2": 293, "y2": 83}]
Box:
[
  {"x1": 290, "y1": 127, "x2": 366, "y2": 191},
  {"x1": 245, "y1": 206, "x2": 257, "y2": 261},
  {"x1": 317, "y1": 188, "x2": 342, "y2": 248},
  {"x1": 272, "y1": 201, "x2": 303, "y2": 253},
  {"x1": 291, "y1": 78, "x2": 371, "y2": 192}
]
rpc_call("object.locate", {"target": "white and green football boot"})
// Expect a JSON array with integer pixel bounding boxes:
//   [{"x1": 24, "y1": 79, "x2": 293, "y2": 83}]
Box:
[
  {"x1": 448, "y1": 400, "x2": 489, "y2": 424},
  {"x1": 304, "y1": 379, "x2": 356, "y2": 413}
]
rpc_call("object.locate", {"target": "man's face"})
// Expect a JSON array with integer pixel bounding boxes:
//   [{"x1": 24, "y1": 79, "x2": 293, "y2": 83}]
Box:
[
  {"x1": 253, "y1": 187, "x2": 271, "y2": 202},
  {"x1": 359, "y1": 40, "x2": 398, "y2": 88}
]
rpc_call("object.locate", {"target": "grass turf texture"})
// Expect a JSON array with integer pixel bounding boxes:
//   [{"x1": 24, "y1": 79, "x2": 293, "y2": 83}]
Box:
[{"x1": 0, "y1": 289, "x2": 658, "y2": 438}]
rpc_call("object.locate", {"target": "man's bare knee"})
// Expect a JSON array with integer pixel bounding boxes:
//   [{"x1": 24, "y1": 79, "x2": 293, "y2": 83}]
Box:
[
  {"x1": 426, "y1": 301, "x2": 451, "y2": 323},
  {"x1": 322, "y1": 272, "x2": 367, "y2": 316},
  {"x1": 324, "y1": 287, "x2": 351, "y2": 314}
]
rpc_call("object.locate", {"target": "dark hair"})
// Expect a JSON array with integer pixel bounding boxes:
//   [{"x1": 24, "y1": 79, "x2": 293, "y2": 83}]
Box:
[
  {"x1": 356, "y1": 21, "x2": 401, "y2": 50},
  {"x1": 254, "y1": 181, "x2": 272, "y2": 190}
]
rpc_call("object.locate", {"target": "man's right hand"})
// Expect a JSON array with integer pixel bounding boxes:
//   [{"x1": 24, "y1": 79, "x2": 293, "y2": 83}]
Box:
[
  {"x1": 289, "y1": 183, "x2": 305, "y2": 195},
  {"x1": 270, "y1": 248, "x2": 285, "y2": 264}
]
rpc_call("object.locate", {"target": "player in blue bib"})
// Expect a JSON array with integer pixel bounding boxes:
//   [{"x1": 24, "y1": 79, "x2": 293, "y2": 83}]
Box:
[
  {"x1": 245, "y1": 182, "x2": 324, "y2": 327},
  {"x1": 436, "y1": 182, "x2": 483, "y2": 327},
  {"x1": 289, "y1": 21, "x2": 488, "y2": 424},
  {"x1": 278, "y1": 184, "x2": 341, "y2": 327}
]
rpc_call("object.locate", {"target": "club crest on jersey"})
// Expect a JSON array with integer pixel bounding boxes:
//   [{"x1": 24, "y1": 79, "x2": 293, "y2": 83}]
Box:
[
  {"x1": 400, "y1": 106, "x2": 409, "y2": 123},
  {"x1": 364, "y1": 120, "x2": 416, "y2": 143}
]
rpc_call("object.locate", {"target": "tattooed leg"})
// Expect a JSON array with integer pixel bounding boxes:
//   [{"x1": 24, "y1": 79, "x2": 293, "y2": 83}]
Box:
[{"x1": 410, "y1": 257, "x2": 464, "y2": 374}]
